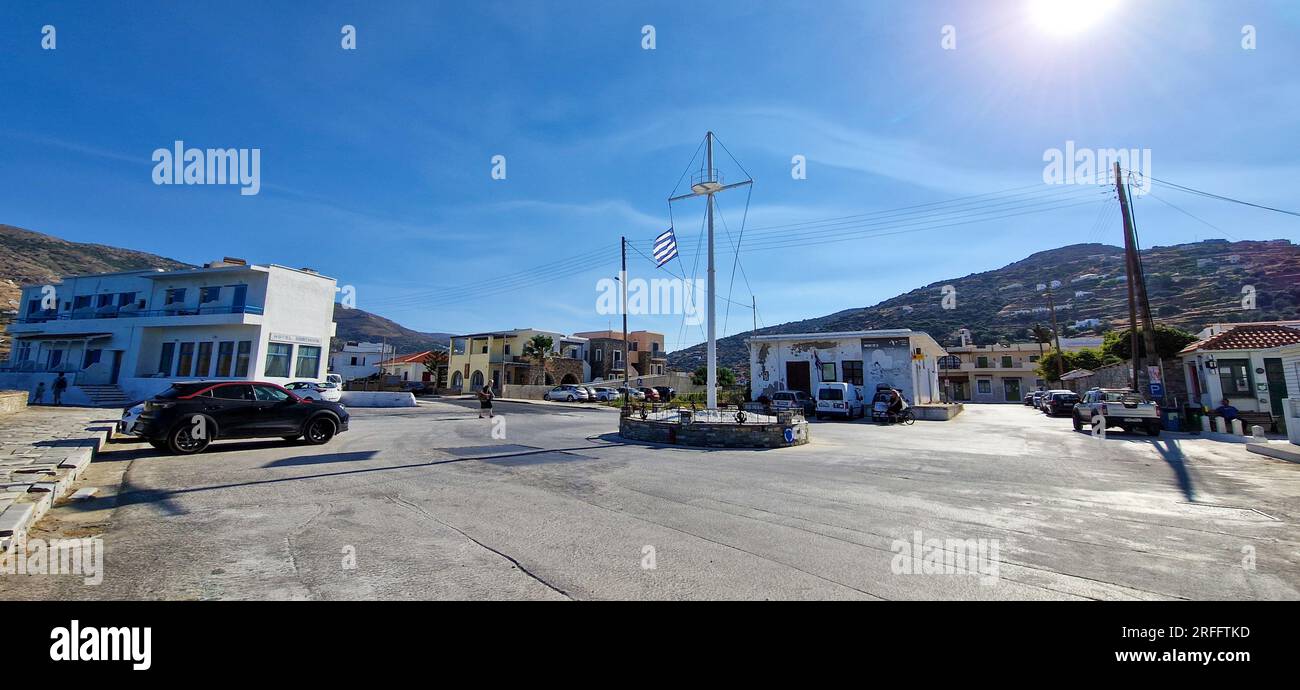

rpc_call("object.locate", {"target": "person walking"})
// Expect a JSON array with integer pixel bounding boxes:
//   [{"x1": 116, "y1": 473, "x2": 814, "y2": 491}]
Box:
[
  {"x1": 478, "y1": 384, "x2": 494, "y2": 419},
  {"x1": 52, "y1": 372, "x2": 68, "y2": 406},
  {"x1": 31, "y1": 381, "x2": 46, "y2": 405}
]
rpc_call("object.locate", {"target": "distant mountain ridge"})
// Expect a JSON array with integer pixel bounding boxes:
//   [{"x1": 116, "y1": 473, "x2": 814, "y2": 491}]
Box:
[
  {"x1": 0, "y1": 223, "x2": 452, "y2": 357},
  {"x1": 667, "y1": 239, "x2": 1300, "y2": 372}
]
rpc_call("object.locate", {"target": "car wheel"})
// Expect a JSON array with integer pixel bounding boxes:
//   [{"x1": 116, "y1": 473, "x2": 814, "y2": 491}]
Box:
[
  {"x1": 1073, "y1": 414, "x2": 1083, "y2": 432},
  {"x1": 167, "y1": 423, "x2": 210, "y2": 455},
  {"x1": 303, "y1": 416, "x2": 336, "y2": 445},
  {"x1": 566, "y1": 394, "x2": 575, "y2": 402}
]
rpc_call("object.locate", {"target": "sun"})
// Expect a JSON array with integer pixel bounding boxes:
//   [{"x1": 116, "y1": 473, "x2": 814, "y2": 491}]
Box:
[{"x1": 1027, "y1": 0, "x2": 1119, "y2": 36}]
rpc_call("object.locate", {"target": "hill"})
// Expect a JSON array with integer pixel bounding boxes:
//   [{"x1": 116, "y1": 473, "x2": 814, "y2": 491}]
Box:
[
  {"x1": 667, "y1": 239, "x2": 1300, "y2": 372},
  {"x1": 0, "y1": 223, "x2": 451, "y2": 358}
]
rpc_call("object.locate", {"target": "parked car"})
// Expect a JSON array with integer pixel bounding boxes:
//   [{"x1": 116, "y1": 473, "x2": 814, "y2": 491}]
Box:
[
  {"x1": 1044, "y1": 391, "x2": 1080, "y2": 417},
  {"x1": 118, "y1": 402, "x2": 145, "y2": 436},
  {"x1": 135, "y1": 381, "x2": 349, "y2": 455},
  {"x1": 615, "y1": 387, "x2": 645, "y2": 401},
  {"x1": 653, "y1": 386, "x2": 676, "y2": 402},
  {"x1": 285, "y1": 380, "x2": 343, "y2": 402},
  {"x1": 544, "y1": 384, "x2": 590, "y2": 402},
  {"x1": 815, "y1": 382, "x2": 864, "y2": 420},
  {"x1": 1072, "y1": 387, "x2": 1161, "y2": 435},
  {"x1": 325, "y1": 373, "x2": 343, "y2": 387},
  {"x1": 590, "y1": 387, "x2": 618, "y2": 401},
  {"x1": 1030, "y1": 390, "x2": 1048, "y2": 408},
  {"x1": 1023, "y1": 392, "x2": 1036, "y2": 406},
  {"x1": 1039, "y1": 389, "x2": 1072, "y2": 412},
  {"x1": 637, "y1": 387, "x2": 661, "y2": 402},
  {"x1": 583, "y1": 386, "x2": 599, "y2": 402},
  {"x1": 770, "y1": 390, "x2": 816, "y2": 416}
]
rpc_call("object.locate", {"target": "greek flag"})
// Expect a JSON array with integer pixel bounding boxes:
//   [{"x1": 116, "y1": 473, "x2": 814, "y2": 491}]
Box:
[{"x1": 653, "y1": 228, "x2": 679, "y2": 267}]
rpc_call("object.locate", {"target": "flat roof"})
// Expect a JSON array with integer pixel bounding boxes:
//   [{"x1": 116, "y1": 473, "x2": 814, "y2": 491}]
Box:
[{"x1": 746, "y1": 329, "x2": 919, "y2": 342}]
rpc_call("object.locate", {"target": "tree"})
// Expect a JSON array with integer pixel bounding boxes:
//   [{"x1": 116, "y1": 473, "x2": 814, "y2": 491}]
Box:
[
  {"x1": 522, "y1": 334, "x2": 554, "y2": 385},
  {"x1": 1030, "y1": 323, "x2": 1053, "y2": 358},
  {"x1": 1101, "y1": 325, "x2": 1197, "y2": 361},
  {"x1": 422, "y1": 350, "x2": 448, "y2": 387},
  {"x1": 691, "y1": 366, "x2": 735, "y2": 387}
]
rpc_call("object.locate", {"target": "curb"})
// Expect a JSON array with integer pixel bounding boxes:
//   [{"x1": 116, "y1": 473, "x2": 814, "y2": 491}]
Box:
[{"x1": 0, "y1": 424, "x2": 113, "y2": 551}]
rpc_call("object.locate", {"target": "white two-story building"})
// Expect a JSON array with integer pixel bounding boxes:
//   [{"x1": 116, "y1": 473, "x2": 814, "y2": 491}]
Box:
[{"x1": 1, "y1": 259, "x2": 337, "y2": 406}]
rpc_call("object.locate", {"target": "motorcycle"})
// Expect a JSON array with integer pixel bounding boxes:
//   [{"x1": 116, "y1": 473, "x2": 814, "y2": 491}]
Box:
[{"x1": 870, "y1": 389, "x2": 914, "y2": 425}]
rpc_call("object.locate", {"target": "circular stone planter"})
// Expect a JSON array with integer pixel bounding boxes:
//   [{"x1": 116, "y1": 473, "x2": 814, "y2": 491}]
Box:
[{"x1": 619, "y1": 410, "x2": 810, "y2": 449}]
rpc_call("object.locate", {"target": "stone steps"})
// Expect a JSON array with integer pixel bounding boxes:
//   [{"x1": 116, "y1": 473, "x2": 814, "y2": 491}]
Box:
[
  {"x1": 76, "y1": 384, "x2": 133, "y2": 408},
  {"x1": 0, "y1": 415, "x2": 112, "y2": 552}
]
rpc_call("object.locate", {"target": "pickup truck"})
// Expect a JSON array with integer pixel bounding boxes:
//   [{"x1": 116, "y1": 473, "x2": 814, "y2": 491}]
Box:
[{"x1": 1072, "y1": 388, "x2": 1161, "y2": 436}]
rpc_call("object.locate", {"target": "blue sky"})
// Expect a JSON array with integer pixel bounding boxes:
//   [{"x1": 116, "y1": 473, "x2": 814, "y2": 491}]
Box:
[{"x1": 2, "y1": 0, "x2": 1298, "y2": 351}]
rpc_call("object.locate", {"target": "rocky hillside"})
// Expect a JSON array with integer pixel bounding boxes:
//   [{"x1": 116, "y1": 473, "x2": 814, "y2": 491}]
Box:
[
  {"x1": 0, "y1": 224, "x2": 452, "y2": 358},
  {"x1": 668, "y1": 239, "x2": 1300, "y2": 372}
]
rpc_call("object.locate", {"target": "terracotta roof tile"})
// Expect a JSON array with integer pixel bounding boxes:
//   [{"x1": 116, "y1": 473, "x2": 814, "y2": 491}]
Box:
[{"x1": 1179, "y1": 325, "x2": 1300, "y2": 355}]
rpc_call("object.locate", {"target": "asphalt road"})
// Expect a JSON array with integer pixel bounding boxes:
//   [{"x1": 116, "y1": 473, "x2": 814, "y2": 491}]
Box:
[{"x1": 3, "y1": 399, "x2": 1297, "y2": 600}]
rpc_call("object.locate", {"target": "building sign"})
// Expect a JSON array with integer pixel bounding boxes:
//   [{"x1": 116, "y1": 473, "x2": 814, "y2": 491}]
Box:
[
  {"x1": 861, "y1": 338, "x2": 908, "y2": 349},
  {"x1": 269, "y1": 333, "x2": 323, "y2": 346}
]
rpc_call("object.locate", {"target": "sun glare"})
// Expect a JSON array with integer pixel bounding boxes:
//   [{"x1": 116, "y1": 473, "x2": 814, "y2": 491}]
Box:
[{"x1": 1027, "y1": 0, "x2": 1119, "y2": 36}]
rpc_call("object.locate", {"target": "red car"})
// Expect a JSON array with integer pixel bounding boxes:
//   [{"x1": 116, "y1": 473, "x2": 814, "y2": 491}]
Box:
[{"x1": 637, "y1": 387, "x2": 661, "y2": 402}]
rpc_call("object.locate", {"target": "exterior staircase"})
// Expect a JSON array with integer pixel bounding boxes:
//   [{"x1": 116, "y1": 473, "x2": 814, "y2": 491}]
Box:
[{"x1": 77, "y1": 384, "x2": 134, "y2": 408}]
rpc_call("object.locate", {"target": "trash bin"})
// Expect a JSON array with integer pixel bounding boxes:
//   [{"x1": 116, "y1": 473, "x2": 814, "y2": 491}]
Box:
[
  {"x1": 1182, "y1": 406, "x2": 1203, "y2": 432},
  {"x1": 1162, "y1": 408, "x2": 1181, "y2": 432}
]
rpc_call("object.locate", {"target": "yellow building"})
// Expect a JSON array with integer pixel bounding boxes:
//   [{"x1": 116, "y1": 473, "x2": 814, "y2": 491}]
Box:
[{"x1": 446, "y1": 328, "x2": 588, "y2": 391}]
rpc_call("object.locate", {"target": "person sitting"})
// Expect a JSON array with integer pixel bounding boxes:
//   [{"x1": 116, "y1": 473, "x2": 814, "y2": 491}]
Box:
[
  {"x1": 887, "y1": 389, "x2": 905, "y2": 415},
  {"x1": 1214, "y1": 398, "x2": 1239, "y2": 422}
]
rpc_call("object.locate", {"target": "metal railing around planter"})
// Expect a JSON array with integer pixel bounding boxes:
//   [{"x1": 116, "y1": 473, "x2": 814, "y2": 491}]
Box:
[{"x1": 621, "y1": 401, "x2": 799, "y2": 425}]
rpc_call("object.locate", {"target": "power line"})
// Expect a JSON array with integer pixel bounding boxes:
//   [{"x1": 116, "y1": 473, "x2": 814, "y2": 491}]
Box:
[{"x1": 1141, "y1": 173, "x2": 1300, "y2": 218}]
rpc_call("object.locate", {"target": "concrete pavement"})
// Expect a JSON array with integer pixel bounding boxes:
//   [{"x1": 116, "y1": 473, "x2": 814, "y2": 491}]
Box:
[{"x1": 1, "y1": 400, "x2": 1296, "y2": 600}]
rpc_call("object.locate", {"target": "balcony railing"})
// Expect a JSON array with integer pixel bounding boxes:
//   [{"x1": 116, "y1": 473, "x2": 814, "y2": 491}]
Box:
[{"x1": 16, "y1": 304, "x2": 264, "y2": 324}]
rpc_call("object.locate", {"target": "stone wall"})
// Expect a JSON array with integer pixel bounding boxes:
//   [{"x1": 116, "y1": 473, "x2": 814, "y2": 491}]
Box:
[
  {"x1": 0, "y1": 390, "x2": 28, "y2": 416},
  {"x1": 619, "y1": 416, "x2": 809, "y2": 448},
  {"x1": 1067, "y1": 359, "x2": 1187, "y2": 402}
]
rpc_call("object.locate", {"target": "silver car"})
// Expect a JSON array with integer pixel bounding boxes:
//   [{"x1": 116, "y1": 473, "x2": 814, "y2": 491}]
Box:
[{"x1": 544, "y1": 385, "x2": 590, "y2": 402}]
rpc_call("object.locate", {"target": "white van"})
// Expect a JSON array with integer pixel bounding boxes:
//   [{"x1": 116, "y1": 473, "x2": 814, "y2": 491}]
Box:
[{"x1": 815, "y1": 382, "x2": 865, "y2": 420}]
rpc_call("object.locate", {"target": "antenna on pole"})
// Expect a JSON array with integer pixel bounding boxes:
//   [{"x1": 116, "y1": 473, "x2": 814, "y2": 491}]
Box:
[{"x1": 668, "y1": 132, "x2": 752, "y2": 410}]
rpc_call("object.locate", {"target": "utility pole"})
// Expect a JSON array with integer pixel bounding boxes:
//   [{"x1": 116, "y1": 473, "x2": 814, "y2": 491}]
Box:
[
  {"x1": 621, "y1": 236, "x2": 629, "y2": 406},
  {"x1": 667, "y1": 132, "x2": 752, "y2": 409},
  {"x1": 1115, "y1": 162, "x2": 1160, "y2": 395},
  {"x1": 1044, "y1": 283, "x2": 1064, "y2": 385}
]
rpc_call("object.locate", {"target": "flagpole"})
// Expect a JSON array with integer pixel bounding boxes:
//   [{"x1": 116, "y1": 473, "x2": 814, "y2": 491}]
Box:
[
  {"x1": 621, "y1": 235, "x2": 629, "y2": 406},
  {"x1": 706, "y1": 132, "x2": 717, "y2": 410}
]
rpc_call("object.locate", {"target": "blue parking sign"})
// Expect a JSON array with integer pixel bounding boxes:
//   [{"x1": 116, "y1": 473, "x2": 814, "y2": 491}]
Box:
[{"x1": 1148, "y1": 382, "x2": 1164, "y2": 399}]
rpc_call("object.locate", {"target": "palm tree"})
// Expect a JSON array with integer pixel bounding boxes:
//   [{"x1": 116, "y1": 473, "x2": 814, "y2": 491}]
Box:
[{"x1": 522, "y1": 334, "x2": 554, "y2": 385}]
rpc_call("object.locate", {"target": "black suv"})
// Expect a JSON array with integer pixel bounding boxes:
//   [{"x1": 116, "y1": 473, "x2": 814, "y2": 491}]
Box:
[
  {"x1": 136, "y1": 381, "x2": 349, "y2": 454},
  {"x1": 1044, "y1": 391, "x2": 1080, "y2": 417}
]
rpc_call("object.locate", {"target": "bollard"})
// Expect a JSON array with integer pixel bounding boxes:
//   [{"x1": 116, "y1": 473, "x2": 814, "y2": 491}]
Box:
[
  {"x1": 1231, "y1": 418, "x2": 1244, "y2": 436},
  {"x1": 1251, "y1": 424, "x2": 1266, "y2": 440},
  {"x1": 1201, "y1": 415, "x2": 1212, "y2": 434}
]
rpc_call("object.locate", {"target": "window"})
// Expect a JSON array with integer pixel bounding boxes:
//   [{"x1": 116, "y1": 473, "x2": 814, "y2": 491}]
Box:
[
  {"x1": 1001, "y1": 356, "x2": 1013, "y2": 368},
  {"x1": 613, "y1": 350, "x2": 622, "y2": 362},
  {"x1": 596, "y1": 349, "x2": 603, "y2": 362},
  {"x1": 83, "y1": 349, "x2": 102, "y2": 368},
  {"x1": 652, "y1": 342, "x2": 660, "y2": 353},
  {"x1": 165, "y1": 288, "x2": 186, "y2": 305},
  {"x1": 49, "y1": 350, "x2": 63, "y2": 368},
  {"x1": 195, "y1": 342, "x2": 213, "y2": 377},
  {"x1": 253, "y1": 385, "x2": 290, "y2": 402},
  {"x1": 158, "y1": 343, "x2": 175, "y2": 375},
  {"x1": 977, "y1": 356, "x2": 990, "y2": 368},
  {"x1": 1029, "y1": 355, "x2": 1040, "y2": 363},
  {"x1": 843, "y1": 360, "x2": 864, "y2": 386},
  {"x1": 216, "y1": 341, "x2": 234, "y2": 377},
  {"x1": 295, "y1": 345, "x2": 322, "y2": 378},
  {"x1": 200, "y1": 286, "x2": 221, "y2": 303},
  {"x1": 1217, "y1": 359, "x2": 1252, "y2": 396},
  {"x1": 820, "y1": 362, "x2": 837, "y2": 381},
  {"x1": 16, "y1": 342, "x2": 31, "y2": 362},
  {"x1": 977, "y1": 379, "x2": 992, "y2": 394},
  {"x1": 265, "y1": 343, "x2": 292, "y2": 378},
  {"x1": 96, "y1": 294, "x2": 113, "y2": 308},
  {"x1": 350, "y1": 356, "x2": 358, "y2": 366},
  {"x1": 73, "y1": 295, "x2": 92, "y2": 310},
  {"x1": 631, "y1": 341, "x2": 639, "y2": 352},
  {"x1": 504, "y1": 344, "x2": 511, "y2": 355},
  {"x1": 26, "y1": 299, "x2": 41, "y2": 315},
  {"x1": 118, "y1": 292, "x2": 136, "y2": 307},
  {"x1": 212, "y1": 384, "x2": 253, "y2": 401},
  {"x1": 235, "y1": 341, "x2": 252, "y2": 377},
  {"x1": 177, "y1": 342, "x2": 195, "y2": 377}
]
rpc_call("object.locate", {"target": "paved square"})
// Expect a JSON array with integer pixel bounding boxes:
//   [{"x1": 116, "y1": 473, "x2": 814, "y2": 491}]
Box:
[{"x1": 1, "y1": 400, "x2": 1296, "y2": 600}]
